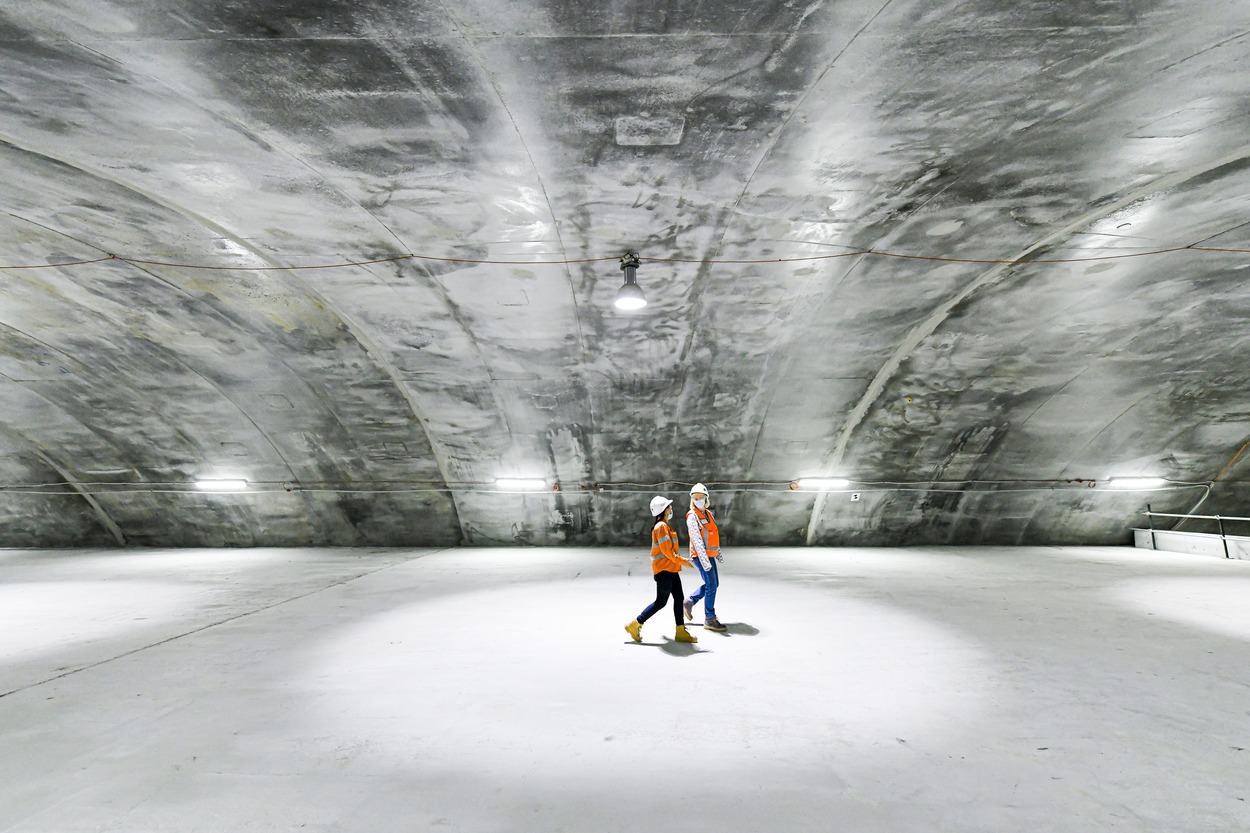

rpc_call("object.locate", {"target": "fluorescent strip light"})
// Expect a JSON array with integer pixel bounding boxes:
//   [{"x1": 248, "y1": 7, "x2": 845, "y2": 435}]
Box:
[
  {"x1": 1108, "y1": 477, "x2": 1167, "y2": 489},
  {"x1": 195, "y1": 479, "x2": 249, "y2": 491},
  {"x1": 494, "y1": 478, "x2": 548, "y2": 491},
  {"x1": 796, "y1": 478, "x2": 850, "y2": 490}
]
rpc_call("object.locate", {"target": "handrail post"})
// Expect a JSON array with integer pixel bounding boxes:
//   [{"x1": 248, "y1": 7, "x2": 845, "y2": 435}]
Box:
[
  {"x1": 1218, "y1": 515, "x2": 1229, "y2": 558},
  {"x1": 1147, "y1": 503, "x2": 1156, "y2": 550}
]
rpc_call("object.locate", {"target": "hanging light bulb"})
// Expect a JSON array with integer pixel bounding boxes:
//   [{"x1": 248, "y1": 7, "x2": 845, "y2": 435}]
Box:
[{"x1": 614, "y1": 251, "x2": 647, "y2": 310}]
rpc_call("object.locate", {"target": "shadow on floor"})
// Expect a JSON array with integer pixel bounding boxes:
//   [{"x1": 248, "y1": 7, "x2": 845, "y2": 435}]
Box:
[
  {"x1": 658, "y1": 638, "x2": 708, "y2": 656},
  {"x1": 624, "y1": 638, "x2": 708, "y2": 656},
  {"x1": 693, "y1": 621, "x2": 758, "y2": 636}
]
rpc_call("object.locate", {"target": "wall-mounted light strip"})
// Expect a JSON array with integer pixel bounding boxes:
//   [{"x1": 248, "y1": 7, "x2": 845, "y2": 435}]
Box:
[
  {"x1": 794, "y1": 478, "x2": 851, "y2": 490},
  {"x1": 1107, "y1": 477, "x2": 1168, "y2": 490},
  {"x1": 0, "y1": 477, "x2": 1210, "y2": 497},
  {"x1": 494, "y1": 478, "x2": 548, "y2": 491},
  {"x1": 195, "y1": 479, "x2": 249, "y2": 492}
]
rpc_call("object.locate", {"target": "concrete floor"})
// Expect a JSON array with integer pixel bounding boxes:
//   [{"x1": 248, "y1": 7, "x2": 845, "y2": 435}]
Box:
[{"x1": 2, "y1": 545, "x2": 1248, "y2": 832}]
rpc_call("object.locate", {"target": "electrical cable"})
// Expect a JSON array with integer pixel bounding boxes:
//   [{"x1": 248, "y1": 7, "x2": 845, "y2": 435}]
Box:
[
  {"x1": 0, "y1": 256, "x2": 120, "y2": 270},
  {"x1": 2, "y1": 244, "x2": 1250, "y2": 272},
  {"x1": 0, "y1": 246, "x2": 1229, "y2": 507},
  {"x1": 1170, "y1": 483, "x2": 1215, "y2": 531}
]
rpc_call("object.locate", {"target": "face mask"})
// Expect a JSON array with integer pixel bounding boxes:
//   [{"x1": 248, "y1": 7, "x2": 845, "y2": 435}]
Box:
[{"x1": 692, "y1": 498, "x2": 707, "y2": 509}]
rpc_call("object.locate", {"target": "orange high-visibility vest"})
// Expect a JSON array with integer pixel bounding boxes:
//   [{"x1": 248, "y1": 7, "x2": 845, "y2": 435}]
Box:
[
  {"x1": 688, "y1": 506, "x2": 720, "y2": 559},
  {"x1": 650, "y1": 520, "x2": 684, "y2": 574}
]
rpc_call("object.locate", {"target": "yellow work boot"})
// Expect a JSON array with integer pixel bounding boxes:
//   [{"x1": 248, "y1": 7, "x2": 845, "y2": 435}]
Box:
[
  {"x1": 675, "y1": 625, "x2": 698, "y2": 643},
  {"x1": 624, "y1": 619, "x2": 642, "y2": 643}
]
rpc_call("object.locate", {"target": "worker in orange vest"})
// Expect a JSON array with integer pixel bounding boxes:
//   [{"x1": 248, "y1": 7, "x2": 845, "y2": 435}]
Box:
[
  {"x1": 625, "y1": 496, "x2": 699, "y2": 644},
  {"x1": 683, "y1": 482, "x2": 727, "y2": 632}
]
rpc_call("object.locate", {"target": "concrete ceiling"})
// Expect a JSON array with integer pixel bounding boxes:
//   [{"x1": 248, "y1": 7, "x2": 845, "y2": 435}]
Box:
[{"x1": 3, "y1": 0, "x2": 1250, "y2": 548}]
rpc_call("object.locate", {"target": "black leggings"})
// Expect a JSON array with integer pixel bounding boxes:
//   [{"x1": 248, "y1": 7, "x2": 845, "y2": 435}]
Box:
[{"x1": 638, "y1": 571, "x2": 684, "y2": 625}]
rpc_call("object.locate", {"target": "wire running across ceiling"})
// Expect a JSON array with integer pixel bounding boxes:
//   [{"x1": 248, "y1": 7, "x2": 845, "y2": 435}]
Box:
[{"x1": 2, "y1": 244, "x2": 1250, "y2": 272}]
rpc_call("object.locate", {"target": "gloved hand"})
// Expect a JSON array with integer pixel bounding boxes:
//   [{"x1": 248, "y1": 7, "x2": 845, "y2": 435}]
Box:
[{"x1": 716, "y1": 554, "x2": 724, "y2": 564}]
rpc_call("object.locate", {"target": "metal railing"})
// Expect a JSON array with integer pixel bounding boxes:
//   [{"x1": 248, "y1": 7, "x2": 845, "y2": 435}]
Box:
[{"x1": 1142, "y1": 504, "x2": 1250, "y2": 559}]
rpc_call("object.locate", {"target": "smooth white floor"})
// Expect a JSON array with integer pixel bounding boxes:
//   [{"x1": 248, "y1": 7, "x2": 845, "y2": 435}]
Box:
[{"x1": 2, "y1": 545, "x2": 1249, "y2": 832}]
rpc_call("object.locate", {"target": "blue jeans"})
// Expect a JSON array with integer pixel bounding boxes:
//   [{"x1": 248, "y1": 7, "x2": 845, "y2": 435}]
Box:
[{"x1": 688, "y1": 558, "x2": 718, "y2": 618}]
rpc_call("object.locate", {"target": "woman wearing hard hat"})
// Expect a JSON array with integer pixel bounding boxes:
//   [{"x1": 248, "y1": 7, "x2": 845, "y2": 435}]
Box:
[
  {"x1": 683, "y1": 482, "x2": 727, "y2": 632},
  {"x1": 624, "y1": 495, "x2": 700, "y2": 644}
]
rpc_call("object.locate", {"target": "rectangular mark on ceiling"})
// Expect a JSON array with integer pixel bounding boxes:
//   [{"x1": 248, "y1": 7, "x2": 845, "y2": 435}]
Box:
[
  {"x1": 220, "y1": 441, "x2": 250, "y2": 457},
  {"x1": 615, "y1": 115, "x2": 685, "y2": 146},
  {"x1": 495, "y1": 288, "x2": 530, "y2": 307}
]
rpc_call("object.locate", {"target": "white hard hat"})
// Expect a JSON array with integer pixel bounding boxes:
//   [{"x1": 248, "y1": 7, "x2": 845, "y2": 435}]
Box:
[
  {"x1": 649, "y1": 495, "x2": 674, "y2": 516},
  {"x1": 690, "y1": 482, "x2": 709, "y2": 496}
]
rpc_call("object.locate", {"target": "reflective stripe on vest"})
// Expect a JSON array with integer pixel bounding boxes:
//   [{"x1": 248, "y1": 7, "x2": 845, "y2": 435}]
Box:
[
  {"x1": 651, "y1": 524, "x2": 678, "y2": 561},
  {"x1": 650, "y1": 521, "x2": 683, "y2": 572},
  {"x1": 689, "y1": 506, "x2": 720, "y2": 557}
]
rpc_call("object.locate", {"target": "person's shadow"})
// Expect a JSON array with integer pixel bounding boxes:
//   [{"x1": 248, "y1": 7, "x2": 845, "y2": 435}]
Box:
[
  {"x1": 704, "y1": 622, "x2": 759, "y2": 636},
  {"x1": 659, "y1": 638, "x2": 708, "y2": 656},
  {"x1": 623, "y1": 623, "x2": 757, "y2": 653},
  {"x1": 624, "y1": 637, "x2": 709, "y2": 656}
]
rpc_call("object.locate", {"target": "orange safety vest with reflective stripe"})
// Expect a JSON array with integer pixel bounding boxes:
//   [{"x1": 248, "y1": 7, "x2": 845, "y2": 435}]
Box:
[
  {"x1": 650, "y1": 520, "x2": 684, "y2": 574},
  {"x1": 688, "y1": 506, "x2": 720, "y2": 561}
]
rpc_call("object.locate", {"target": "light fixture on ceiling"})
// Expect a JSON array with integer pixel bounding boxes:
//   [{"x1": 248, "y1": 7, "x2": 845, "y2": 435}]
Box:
[
  {"x1": 794, "y1": 478, "x2": 851, "y2": 490},
  {"x1": 1108, "y1": 477, "x2": 1168, "y2": 490},
  {"x1": 195, "y1": 478, "x2": 249, "y2": 492},
  {"x1": 614, "y1": 251, "x2": 646, "y2": 310},
  {"x1": 495, "y1": 478, "x2": 549, "y2": 491}
]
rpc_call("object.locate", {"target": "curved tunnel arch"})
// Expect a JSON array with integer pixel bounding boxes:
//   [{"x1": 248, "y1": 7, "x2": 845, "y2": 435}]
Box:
[{"x1": 805, "y1": 144, "x2": 1250, "y2": 543}]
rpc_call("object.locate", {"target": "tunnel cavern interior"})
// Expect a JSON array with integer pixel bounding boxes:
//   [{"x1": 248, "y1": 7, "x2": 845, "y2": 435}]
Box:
[{"x1": 4, "y1": 4, "x2": 1250, "y2": 833}]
